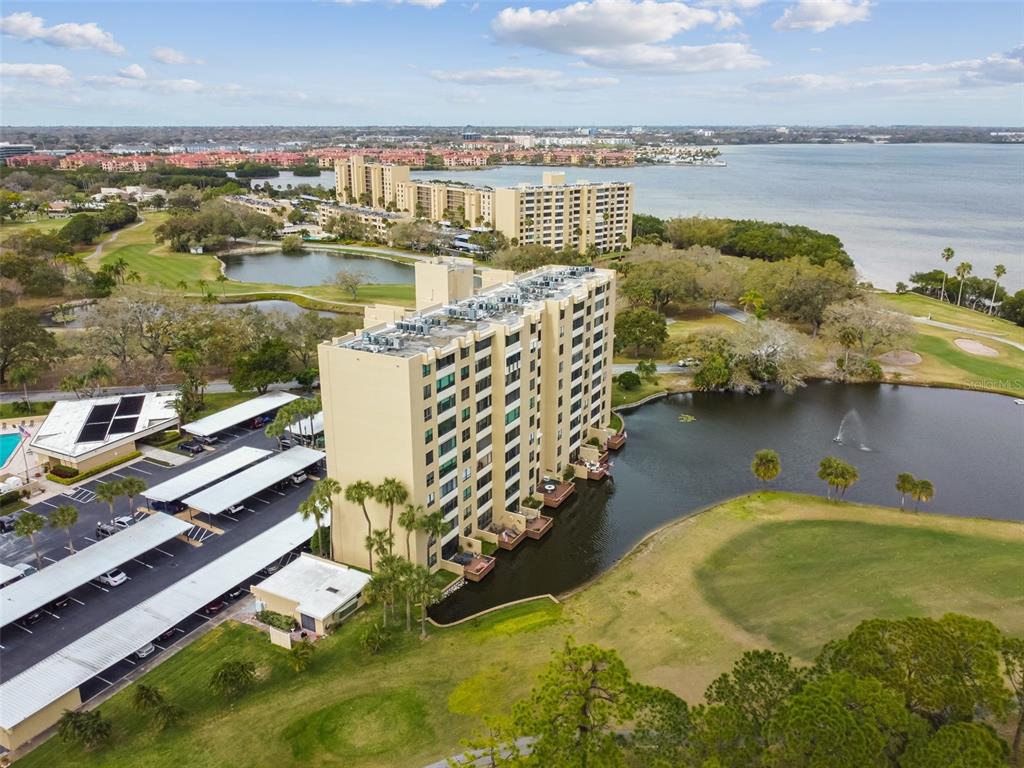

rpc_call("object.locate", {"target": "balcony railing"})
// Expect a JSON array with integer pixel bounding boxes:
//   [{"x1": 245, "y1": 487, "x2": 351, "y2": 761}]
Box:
[
  {"x1": 536, "y1": 480, "x2": 575, "y2": 508},
  {"x1": 525, "y1": 514, "x2": 554, "y2": 540}
]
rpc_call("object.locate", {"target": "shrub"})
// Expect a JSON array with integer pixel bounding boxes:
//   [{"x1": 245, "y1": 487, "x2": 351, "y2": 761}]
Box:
[
  {"x1": 361, "y1": 622, "x2": 392, "y2": 655},
  {"x1": 617, "y1": 371, "x2": 642, "y2": 391},
  {"x1": 522, "y1": 496, "x2": 542, "y2": 509},
  {"x1": 142, "y1": 429, "x2": 181, "y2": 447},
  {"x1": 0, "y1": 490, "x2": 21, "y2": 506},
  {"x1": 49, "y1": 464, "x2": 79, "y2": 479},
  {"x1": 46, "y1": 451, "x2": 141, "y2": 485},
  {"x1": 256, "y1": 610, "x2": 296, "y2": 632}
]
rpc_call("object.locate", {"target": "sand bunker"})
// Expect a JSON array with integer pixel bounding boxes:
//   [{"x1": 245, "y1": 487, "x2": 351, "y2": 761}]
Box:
[
  {"x1": 955, "y1": 338, "x2": 999, "y2": 357},
  {"x1": 878, "y1": 350, "x2": 922, "y2": 366}
]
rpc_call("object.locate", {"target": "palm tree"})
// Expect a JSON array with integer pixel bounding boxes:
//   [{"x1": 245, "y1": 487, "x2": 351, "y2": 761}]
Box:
[
  {"x1": 209, "y1": 660, "x2": 256, "y2": 699},
  {"x1": 298, "y1": 495, "x2": 327, "y2": 556},
  {"x1": 412, "y1": 565, "x2": 442, "y2": 640},
  {"x1": 345, "y1": 480, "x2": 377, "y2": 571},
  {"x1": 315, "y1": 477, "x2": 341, "y2": 559},
  {"x1": 94, "y1": 479, "x2": 123, "y2": 524},
  {"x1": 834, "y1": 460, "x2": 859, "y2": 498},
  {"x1": 750, "y1": 449, "x2": 781, "y2": 485},
  {"x1": 57, "y1": 709, "x2": 111, "y2": 750},
  {"x1": 895, "y1": 472, "x2": 917, "y2": 511},
  {"x1": 817, "y1": 456, "x2": 857, "y2": 500},
  {"x1": 50, "y1": 504, "x2": 79, "y2": 554},
  {"x1": 954, "y1": 262, "x2": 972, "y2": 306},
  {"x1": 9, "y1": 363, "x2": 39, "y2": 409},
  {"x1": 366, "y1": 528, "x2": 394, "y2": 565},
  {"x1": 216, "y1": 273, "x2": 229, "y2": 293},
  {"x1": 398, "y1": 503, "x2": 423, "y2": 562},
  {"x1": 738, "y1": 289, "x2": 764, "y2": 317},
  {"x1": 418, "y1": 510, "x2": 445, "y2": 568},
  {"x1": 264, "y1": 411, "x2": 288, "y2": 450},
  {"x1": 120, "y1": 475, "x2": 147, "y2": 519},
  {"x1": 939, "y1": 247, "x2": 955, "y2": 302},
  {"x1": 991, "y1": 264, "x2": 1007, "y2": 313},
  {"x1": 14, "y1": 510, "x2": 46, "y2": 569},
  {"x1": 133, "y1": 683, "x2": 165, "y2": 712},
  {"x1": 373, "y1": 478, "x2": 408, "y2": 554},
  {"x1": 912, "y1": 479, "x2": 934, "y2": 512},
  {"x1": 289, "y1": 639, "x2": 315, "y2": 672}
]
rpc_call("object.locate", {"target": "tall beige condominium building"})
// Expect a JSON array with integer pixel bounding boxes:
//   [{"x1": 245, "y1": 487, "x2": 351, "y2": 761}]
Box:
[
  {"x1": 492, "y1": 172, "x2": 634, "y2": 253},
  {"x1": 319, "y1": 261, "x2": 616, "y2": 571},
  {"x1": 334, "y1": 155, "x2": 410, "y2": 208}
]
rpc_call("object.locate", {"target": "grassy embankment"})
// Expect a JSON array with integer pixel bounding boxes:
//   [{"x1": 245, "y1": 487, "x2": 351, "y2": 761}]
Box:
[
  {"x1": 19, "y1": 492, "x2": 1023, "y2": 768},
  {"x1": 89, "y1": 212, "x2": 415, "y2": 310}
]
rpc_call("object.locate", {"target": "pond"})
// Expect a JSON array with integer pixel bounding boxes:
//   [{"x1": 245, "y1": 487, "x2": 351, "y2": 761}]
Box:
[
  {"x1": 431, "y1": 383, "x2": 1024, "y2": 622},
  {"x1": 219, "y1": 249, "x2": 413, "y2": 287},
  {"x1": 222, "y1": 300, "x2": 341, "y2": 318}
]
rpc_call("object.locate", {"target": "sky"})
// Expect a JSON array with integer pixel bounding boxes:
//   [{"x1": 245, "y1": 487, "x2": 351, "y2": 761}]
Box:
[{"x1": 0, "y1": 0, "x2": 1021, "y2": 126}]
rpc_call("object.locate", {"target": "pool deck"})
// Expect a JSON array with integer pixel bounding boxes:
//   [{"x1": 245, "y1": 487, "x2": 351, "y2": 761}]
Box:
[{"x1": 0, "y1": 418, "x2": 45, "y2": 481}]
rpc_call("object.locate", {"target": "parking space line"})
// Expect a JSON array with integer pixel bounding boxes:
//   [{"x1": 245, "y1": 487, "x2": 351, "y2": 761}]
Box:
[
  {"x1": 38, "y1": 500, "x2": 58, "y2": 509},
  {"x1": 90, "y1": 583, "x2": 110, "y2": 593},
  {"x1": 123, "y1": 658, "x2": 136, "y2": 666},
  {"x1": 154, "y1": 546, "x2": 174, "y2": 557},
  {"x1": 254, "y1": 496, "x2": 271, "y2": 505},
  {"x1": 154, "y1": 644, "x2": 166, "y2": 651},
  {"x1": 43, "y1": 556, "x2": 58, "y2": 563},
  {"x1": 83, "y1": 536, "x2": 98, "y2": 544},
  {"x1": 95, "y1": 675, "x2": 112, "y2": 685},
  {"x1": 70, "y1": 596, "x2": 85, "y2": 606},
  {"x1": 132, "y1": 558, "x2": 153, "y2": 569},
  {"x1": 44, "y1": 610, "x2": 60, "y2": 619},
  {"x1": 109, "y1": 472, "x2": 128, "y2": 479},
  {"x1": 132, "y1": 466, "x2": 152, "y2": 475},
  {"x1": 12, "y1": 623, "x2": 32, "y2": 634}
]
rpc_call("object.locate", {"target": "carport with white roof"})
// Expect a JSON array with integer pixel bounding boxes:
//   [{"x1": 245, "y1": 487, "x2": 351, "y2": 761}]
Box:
[
  {"x1": 182, "y1": 446, "x2": 325, "y2": 516},
  {"x1": 143, "y1": 446, "x2": 272, "y2": 504},
  {"x1": 0, "y1": 513, "x2": 315, "y2": 750},
  {"x1": 181, "y1": 391, "x2": 299, "y2": 439},
  {"x1": 0, "y1": 513, "x2": 191, "y2": 627}
]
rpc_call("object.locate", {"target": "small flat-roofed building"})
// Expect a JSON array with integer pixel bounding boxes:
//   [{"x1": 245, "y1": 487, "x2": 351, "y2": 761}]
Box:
[
  {"x1": 252, "y1": 553, "x2": 370, "y2": 634},
  {"x1": 29, "y1": 392, "x2": 179, "y2": 472}
]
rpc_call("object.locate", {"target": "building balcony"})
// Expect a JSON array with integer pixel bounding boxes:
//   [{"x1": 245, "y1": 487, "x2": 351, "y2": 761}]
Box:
[
  {"x1": 580, "y1": 459, "x2": 610, "y2": 481},
  {"x1": 492, "y1": 525, "x2": 526, "y2": 550},
  {"x1": 525, "y1": 514, "x2": 554, "y2": 540},
  {"x1": 463, "y1": 553, "x2": 496, "y2": 582},
  {"x1": 607, "y1": 431, "x2": 627, "y2": 450},
  {"x1": 536, "y1": 479, "x2": 576, "y2": 508}
]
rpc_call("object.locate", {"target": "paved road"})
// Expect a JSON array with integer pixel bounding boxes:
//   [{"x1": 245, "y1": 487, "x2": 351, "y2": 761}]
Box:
[
  {"x1": 611, "y1": 363, "x2": 683, "y2": 374},
  {"x1": 0, "y1": 379, "x2": 297, "y2": 406},
  {"x1": 0, "y1": 422, "x2": 319, "y2": 680},
  {"x1": 713, "y1": 303, "x2": 749, "y2": 324}
]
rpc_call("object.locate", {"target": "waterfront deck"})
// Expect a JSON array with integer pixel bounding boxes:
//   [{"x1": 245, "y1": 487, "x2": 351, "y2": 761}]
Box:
[
  {"x1": 607, "y1": 431, "x2": 627, "y2": 450},
  {"x1": 494, "y1": 527, "x2": 526, "y2": 550},
  {"x1": 463, "y1": 554, "x2": 496, "y2": 582},
  {"x1": 525, "y1": 514, "x2": 553, "y2": 540},
  {"x1": 536, "y1": 480, "x2": 575, "y2": 508},
  {"x1": 581, "y1": 460, "x2": 610, "y2": 481}
]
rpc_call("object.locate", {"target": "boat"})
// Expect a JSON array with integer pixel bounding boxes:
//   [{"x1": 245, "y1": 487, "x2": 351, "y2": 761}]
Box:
[{"x1": 1014, "y1": 399, "x2": 1024, "y2": 405}]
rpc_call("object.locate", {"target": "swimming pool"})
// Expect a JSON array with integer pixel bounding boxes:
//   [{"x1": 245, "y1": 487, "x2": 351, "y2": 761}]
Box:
[{"x1": 0, "y1": 433, "x2": 22, "y2": 467}]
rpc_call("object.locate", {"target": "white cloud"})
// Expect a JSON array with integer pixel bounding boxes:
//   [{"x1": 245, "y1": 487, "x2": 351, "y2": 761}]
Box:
[
  {"x1": 429, "y1": 66, "x2": 619, "y2": 89},
  {"x1": 700, "y1": 0, "x2": 765, "y2": 8},
  {"x1": 493, "y1": 1, "x2": 717, "y2": 51},
  {"x1": 876, "y1": 45, "x2": 1024, "y2": 87},
  {"x1": 0, "y1": 12, "x2": 124, "y2": 55},
  {"x1": 85, "y1": 75, "x2": 237, "y2": 95},
  {"x1": 773, "y1": 0, "x2": 871, "y2": 33},
  {"x1": 491, "y1": 0, "x2": 766, "y2": 74},
  {"x1": 151, "y1": 46, "x2": 205, "y2": 65},
  {"x1": 118, "y1": 63, "x2": 147, "y2": 80},
  {"x1": 0, "y1": 62, "x2": 72, "y2": 86},
  {"x1": 748, "y1": 73, "x2": 958, "y2": 96}
]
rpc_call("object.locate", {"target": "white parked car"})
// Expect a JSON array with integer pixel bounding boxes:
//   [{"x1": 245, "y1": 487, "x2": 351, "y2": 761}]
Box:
[
  {"x1": 290, "y1": 471, "x2": 307, "y2": 485},
  {"x1": 226, "y1": 503, "x2": 245, "y2": 516},
  {"x1": 676, "y1": 357, "x2": 700, "y2": 368},
  {"x1": 97, "y1": 569, "x2": 128, "y2": 587},
  {"x1": 113, "y1": 516, "x2": 133, "y2": 530},
  {"x1": 135, "y1": 642, "x2": 156, "y2": 659}
]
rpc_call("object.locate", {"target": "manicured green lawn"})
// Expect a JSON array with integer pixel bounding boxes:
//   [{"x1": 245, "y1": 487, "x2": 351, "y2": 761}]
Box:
[
  {"x1": 194, "y1": 391, "x2": 262, "y2": 419},
  {"x1": 880, "y1": 291, "x2": 1024, "y2": 341},
  {"x1": 18, "y1": 493, "x2": 1023, "y2": 768},
  {"x1": 697, "y1": 518, "x2": 1024, "y2": 659},
  {"x1": 0, "y1": 401, "x2": 53, "y2": 419},
  {"x1": 910, "y1": 332, "x2": 1024, "y2": 395}
]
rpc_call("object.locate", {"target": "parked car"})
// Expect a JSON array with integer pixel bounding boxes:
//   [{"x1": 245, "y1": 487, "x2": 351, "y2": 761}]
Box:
[
  {"x1": 257, "y1": 562, "x2": 282, "y2": 578},
  {"x1": 203, "y1": 599, "x2": 228, "y2": 615},
  {"x1": 180, "y1": 441, "x2": 205, "y2": 455},
  {"x1": 225, "y1": 586, "x2": 246, "y2": 601},
  {"x1": 51, "y1": 594, "x2": 72, "y2": 609},
  {"x1": 19, "y1": 609, "x2": 43, "y2": 626},
  {"x1": 97, "y1": 569, "x2": 128, "y2": 587},
  {"x1": 290, "y1": 471, "x2": 307, "y2": 485},
  {"x1": 113, "y1": 515, "x2": 133, "y2": 530},
  {"x1": 151, "y1": 500, "x2": 186, "y2": 513},
  {"x1": 249, "y1": 415, "x2": 270, "y2": 429},
  {"x1": 157, "y1": 627, "x2": 177, "y2": 642},
  {"x1": 196, "y1": 434, "x2": 219, "y2": 446},
  {"x1": 95, "y1": 521, "x2": 118, "y2": 539},
  {"x1": 225, "y1": 503, "x2": 245, "y2": 516},
  {"x1": 12, "y1": 562, "x2": 36, "y2": 579},
  {"x1": 135, "y1": 642, "x2": 156, "y2": 659},
  {"x1": 0, "y1": 513, "x2": 17, "y2": 533}
]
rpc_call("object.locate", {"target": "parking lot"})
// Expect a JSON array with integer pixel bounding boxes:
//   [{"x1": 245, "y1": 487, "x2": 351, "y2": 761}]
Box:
[{"x1": 0, "y1": 422, "x2": 319, "y2": 681}]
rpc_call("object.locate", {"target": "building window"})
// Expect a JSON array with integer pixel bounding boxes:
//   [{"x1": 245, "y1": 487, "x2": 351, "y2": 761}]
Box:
[
  {"x1": 460, "y1": 346, "x2": 469, "y2": 359},
  {"x1": 423, "y1": 405, "x2": 432, "y2": 421},
  {"x1": 461, "y1": 366, "x2": 470, "y2": 380},
  {"x1": 437, "y1": 373, "x2": 455, "y2": 392},
  {"x1": 425, "y1": 450, "x2": 434, "y2": 465},
  {"x1": 462, "y1": 407, "x2": 470, "y2": 422},
  {"x1": 440, "y1": 458, "x2": 457, "y2": 477},
  {"x1": 424, "y1": 428, "x2": 433, "y2": 444},
  {"x1": 423, "y1": 383, "x2": 432, "y2": 399},
  {"x1": 426, "y1": 473, "x2": 434, "y2": 488},
  {"x1": 505, "y1": 407, "x2": 520, "y2": 425},
  {"x1": 422, "y1": 363, "x2": 431, "y2": 377},
  {"x1": 463, "y1": 486, "x2": 472, "y2": 500},
  {"x1": 464, "y1": 524, "x2": 472, "y2": 536}
]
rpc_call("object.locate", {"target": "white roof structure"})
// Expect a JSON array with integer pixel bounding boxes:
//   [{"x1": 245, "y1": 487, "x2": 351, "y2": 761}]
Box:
[
  {"x1": 29, "y1": 392, "x2": 179, "y2": 462},
  {"x1": 0, "y1": 564, "x2": 22, "y2": 586},
  {"x1": 143, "y1": 447, "x2": 272, "y2": 503},
  {"x1": 257, "y1": 553, "x2": 370, "y2": 620},
  {"x1": 0, "y1": 513, "x2": 314, "y2": 734},
  {"x1": 181, "y1": 392, "x2": 299, "y2": 437},
  {"x1": 0, "y1": 514, "x2": 191, "y2": 626},
  {"x1": 288, "y1": 410, "x2": 324, "y2": 437},
  {"x1": 182, "y1": 446, "x2": 324, "y2": 515}
]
